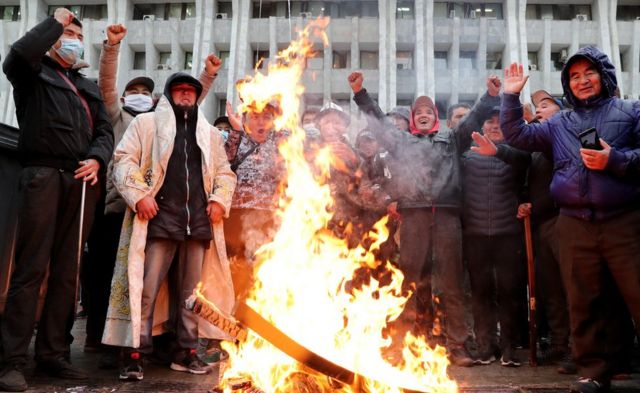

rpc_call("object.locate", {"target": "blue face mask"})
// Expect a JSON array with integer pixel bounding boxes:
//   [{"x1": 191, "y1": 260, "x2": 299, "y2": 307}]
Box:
[{"x1": 54, "y1": 38, "x2": 84, "y2": 66}]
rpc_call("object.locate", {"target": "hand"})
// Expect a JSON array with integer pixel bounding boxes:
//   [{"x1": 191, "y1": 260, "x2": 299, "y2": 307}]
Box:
[
  {"x1": 54, "y1": 8, "x2": 75, "y2": 27},
  {"x1": 226, "y1": 101, "x2": 243, "y2": 131},
  {"x1": 487, "y1": 75, "x2": 501, "y2": 97},
  {"x1": 135, "y1": 196, "x2": 159, "y2": 220},
  {"x1": 329, "y1": 141, "x2": 358, "y2": 168},
  {"x1": 204, "y1": 54, "x2": 222, "y2": 76},
  {"x1": 347, "y1": 71, "x2": 364, "y2": 94},
  {"x1": 387, "y1": 202, "x2": 401, "y2": 221},
  {"x1": 206, "y1": 201, "x2": 224, "y2": 224},
  {"x1": 503, "y1": 63, "x2": 529, "y2": 94},
  {"x1": 74, "y1": 159, "x2": 101, "y2": 185},
  {"x1": 470, "y1": 132, "x2": 498, "y2": 156},
  {"x1": 106, "y1": 24, "x2": 127, "y2": 46},
  {"x1": 517, "y1": 203, "x2": 532, "y2": 219},
  {"x1": 580, "y1": 139, "x2": 611, "y2": 170}
]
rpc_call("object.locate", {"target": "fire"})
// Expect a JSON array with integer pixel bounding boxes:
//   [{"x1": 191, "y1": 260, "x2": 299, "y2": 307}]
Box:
[{"x1": 215, "y1": 18, "x2": 457, "y2": 393}]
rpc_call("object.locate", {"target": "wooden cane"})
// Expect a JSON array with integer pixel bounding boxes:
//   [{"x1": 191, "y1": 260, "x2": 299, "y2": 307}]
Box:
[{"x1": 524, "y1": 215, "x2": 537, "y2": 366}]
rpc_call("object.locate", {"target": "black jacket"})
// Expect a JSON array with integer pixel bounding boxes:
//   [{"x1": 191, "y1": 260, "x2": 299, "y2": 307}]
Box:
[
  {"x1": 147, "y1": 73, "x2": 211, "y2": 241},
  {"x1": 526, "y1": 152, "x2": 559, "y2": 226},
  {"x1": 461, "y1": 143, "x2": 530, "y2": 236},
  {"x1": 3, "y1": 16, "x2": 113, "y2": 171}
]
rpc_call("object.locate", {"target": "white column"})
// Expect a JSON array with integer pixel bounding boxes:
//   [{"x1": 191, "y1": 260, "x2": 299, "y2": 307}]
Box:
[
  {"x1": 607, "y1": 0, "x2": 623, "y2": 97},
  {"x1": 378, "y1": 1, "x2": 388, "y2": 111},
  {"x1": 414, "y1": 0, "x2": 426, "y2": 97},
  {"x1": 349, "y1": 17, "x2": 359, "y2": 114},
  {"x1": 542, "y1": 18, "x2": 552, "y2": 92},
  {"x1": 424, "y1": 0, "x2": 435, "y2": 99},
  {"x1": 477, "y1": 16, "x2": 488, "y2": 94},
  {"x1": 517, "y1": 0, "x2": 530, "y2": 102},
  {"x1": 504, "y1": 0, "x2": 520, "y2": 65},
  {"x1": 449, "y1": 16, "x2": 460, "y2": 106},
  {"x1": 630, "y1": 21, "x2": 640, "y2": 99}
]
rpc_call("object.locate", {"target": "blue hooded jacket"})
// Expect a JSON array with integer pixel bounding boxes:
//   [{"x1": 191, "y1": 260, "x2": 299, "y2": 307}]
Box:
[{"x1": 500, "y1": 46, "x2": 640, "y2": 221}]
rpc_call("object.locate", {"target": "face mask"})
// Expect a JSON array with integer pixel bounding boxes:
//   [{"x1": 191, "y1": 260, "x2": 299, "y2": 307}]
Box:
[
  {"x1": 54, "y1": 38, "x2": 84, "y2": 66},
  {"x1": 123, "y1": 94, "x2": 154, "y2": 113},
  {"x1": 220, "y1": 130, "x2": 230, "y2": 141}
]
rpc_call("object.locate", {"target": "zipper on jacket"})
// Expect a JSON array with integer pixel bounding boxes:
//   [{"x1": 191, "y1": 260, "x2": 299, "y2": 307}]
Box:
[{"x1": 184, "y1": 110, "x2": 191, "y2": 236}]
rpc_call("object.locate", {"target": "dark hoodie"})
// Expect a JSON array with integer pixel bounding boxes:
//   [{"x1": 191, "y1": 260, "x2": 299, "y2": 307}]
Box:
[
  {"x1": 501, "y1": 46, "x2": 640, "y2": 221},
  {"x1": 147, "y1": 72, "x2": 212, "y2": 241}
]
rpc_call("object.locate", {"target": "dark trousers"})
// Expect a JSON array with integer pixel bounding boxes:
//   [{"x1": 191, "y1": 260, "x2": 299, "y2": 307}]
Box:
[
  {"x1": 83, "y1": 210, "x2": 125, "y2": 344},
  {"x1": 0, "y1": 167, "x2": 99, "y2": 368},
  {"x1": 139, "y1": 238, "x2": 204, "y2": 354},
  {"x1": 556, "y1": 211, "x2": 640, "y2": 382},
  {"x1": 465, "y1": 233, "x2": 526, "y2": 352},
  {"x1": 396, "y1": 208, "x2": 468, "y2": 347},
  {"x1": 535, "y1": 216, "x2": 570, "y2": 350}
]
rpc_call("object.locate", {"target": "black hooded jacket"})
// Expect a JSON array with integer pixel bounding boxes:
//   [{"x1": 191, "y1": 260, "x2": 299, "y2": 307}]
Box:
[
  {"x1": 3, "y1": 16, "x2": 113, "y2": 172},
  {"x1": 147, "y1": 73, "x2": 211, "y2": 241}
]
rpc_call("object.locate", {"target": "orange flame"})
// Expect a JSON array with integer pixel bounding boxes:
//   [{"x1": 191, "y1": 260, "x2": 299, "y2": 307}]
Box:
[{"x1": 216, "y1": 18, "x2": 457, "y2": 393}]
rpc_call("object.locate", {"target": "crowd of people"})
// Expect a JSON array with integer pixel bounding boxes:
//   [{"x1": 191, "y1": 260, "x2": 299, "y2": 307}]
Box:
[{"x1": 0, "y1": 8, "x2": 639, "y2": 393}]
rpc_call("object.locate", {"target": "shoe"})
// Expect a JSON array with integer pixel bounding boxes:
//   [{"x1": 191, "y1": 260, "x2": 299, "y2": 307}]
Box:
[
  {"x1": 36, "y1": 357, "x2": 87, "y2": 380},
  {"x1": 119, "y1": 352, "x2": 144, "y2": 381},
  {"x1": 202, "y1": 347, "x2": 229, "y2": 365},
  {"x1": 557, "y1": 352, "x2": 578, "y2": 375},
  {"x1": 170, "y1": 349, "x2": 210, "y2": 375},
  {"x1": 448, "y1": 346, "x2": 475, "y2": 367},
  {"x1": 570, "y1": 377, "x2": 610, "y2": 393},
  {"x1": 0, "y1": 366, "x2": 27, "y2": 392},
  {"x1": 500, "y1": 348, "x2": 522, "y2": 367},
  {"x1": 474, "y1": 346, "x2": 497, "y2": 365}
]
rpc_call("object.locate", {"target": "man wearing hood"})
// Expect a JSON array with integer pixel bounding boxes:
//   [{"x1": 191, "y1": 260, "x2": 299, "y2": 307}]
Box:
[
  {"x1": 501, "y1": 46, "x2": 640, "y2": 393},
  {"x1": 348, "y1": 72, "x2": 501, "y2": 367},
  {"x1": 81, "y1": 23, "x2": 222, "y2": 358},
  {"x1": 0, "y1": 8, "x2": 114, "y2": 391},
  {"x1": 102, "y1": 72, "x2": 236, "y2": 381}
]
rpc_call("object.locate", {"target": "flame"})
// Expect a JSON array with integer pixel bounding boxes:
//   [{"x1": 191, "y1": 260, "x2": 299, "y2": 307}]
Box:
[{"x1": 215, "y1": 18, "x2": 457, "y2": 393}]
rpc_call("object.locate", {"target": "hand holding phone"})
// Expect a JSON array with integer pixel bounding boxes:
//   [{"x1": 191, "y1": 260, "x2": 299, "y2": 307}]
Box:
[{"x1": 578, "y1": 127, "x2": 603, "y2": 151}]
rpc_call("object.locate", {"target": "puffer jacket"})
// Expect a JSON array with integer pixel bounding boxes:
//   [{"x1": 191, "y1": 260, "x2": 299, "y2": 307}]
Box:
[
  {"x1": 3, "y1": 16, "x2": 113, "y2": 172},
  {"x1": 501, "y1": 46, "x2": 640, "y2": 221},
  {"x1": 462, "y1": 143, "x2": 530, "y2": 236},
  {"x1": 354, "y1": 88, "x2": 499, "y2": 209}
]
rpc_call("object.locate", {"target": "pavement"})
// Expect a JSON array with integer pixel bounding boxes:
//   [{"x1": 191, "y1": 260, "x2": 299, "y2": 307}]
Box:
[{"x1": 11, "y1": 319, "x2": 640, "y2": 393}]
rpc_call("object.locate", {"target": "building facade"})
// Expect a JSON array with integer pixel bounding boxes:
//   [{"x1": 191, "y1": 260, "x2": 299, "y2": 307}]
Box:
[{"x1": 0, "y1": 0, "x2": 639, "y2": 126}]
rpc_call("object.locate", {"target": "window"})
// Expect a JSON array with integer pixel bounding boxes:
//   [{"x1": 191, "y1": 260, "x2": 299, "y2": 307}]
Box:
[
  {"x1": 219, "y1": 51, "x2": 231, "y2": 69},
  {"x1": 435, "y1": 100, "x2": 448, "y2": 120},
  {"x1": 360, "y1": 51, "x2": 378, "y2": 70},
  {"x1": 133, "y1": 3, "x2": 196, "y2": 20},
  {"x1": 306, "y1": 50, "x2": 324, "y2": 70},
  {"x1": 253, "y1": 50, "x2": 269, "y2": 69},
  {"x1": 133, "y1": 51, "x2": 146, "y2": 70},
  {"x1": 525, "y1": 4, "x2": 540, "y2": 20},
  {"x1": 0, "y1": 6, "x2": 20, "y2": 21},
  {"x1": 338, "y1": 1, "x2": 378, "y2": 18},
  {"x1": 434, "y1": 51, "x2": 448, "y2": 70},
  {"x1": 397, "y1": 51, "x2": 413, "y2": 70},
  {"x1": 486, "y1": 51, "x2": 502, "y2": 69},
  {"x1": 218, "y1": 99, "x2": 227, "y2": 117},
  {"x1": 617, "y1": 6, "x2": 640, "y2": 21},
  {"x1": 460, "y1": 51, "x2": 476, "y2": 70},
  {"x1": 552, "y1": 5, "x2": 592, "y2": 21},
  {"x1": 218, "y1": 1, "x2": 233, "y2": 18},
  {"x1": 252, "y1": 2, "x2": 275, "y2": 18},
  {"x1": 332, "y1": 51, "x2": 350, "y2": 69},
  {"x1": 551, "y1": 50, "x2": 568, "y2": 71},
  {"x1": 397, "y1": 1, "x2": 414, "y2": 19},
  {"x1": 433, "y1": 2, "x2": 503, "y2": 19},
  {"x1": 184, "y1": 52, "x2": 193, "y2": 69},
  {"x1": 158, "y1": 52, "x2": 171, "y2": 70},
  {"x1": 528, "y1": 52, "x2": 539, "y2": 71}
]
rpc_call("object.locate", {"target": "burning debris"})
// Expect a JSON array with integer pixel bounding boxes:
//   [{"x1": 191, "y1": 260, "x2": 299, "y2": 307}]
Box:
[{"x1": 193, "y1": 18, "x2": 457, "y2": 393}]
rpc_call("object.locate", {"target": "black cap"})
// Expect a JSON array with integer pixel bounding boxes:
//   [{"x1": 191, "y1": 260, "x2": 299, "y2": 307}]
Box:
[
  {"x1": 214, "y1": 116, "x2": 230, "y2": 126},
  {"x1": 124, "y1": 76, "x2": 154, "y2": 95}
]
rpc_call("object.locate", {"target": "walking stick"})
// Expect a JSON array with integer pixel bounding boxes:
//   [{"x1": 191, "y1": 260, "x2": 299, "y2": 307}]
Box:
[
  {"x1": 74, "y1": 180, "x2": 87, "y2": 315},
  {"x1": 524, "y1": 215, "x2": 537, "y2": 366}
]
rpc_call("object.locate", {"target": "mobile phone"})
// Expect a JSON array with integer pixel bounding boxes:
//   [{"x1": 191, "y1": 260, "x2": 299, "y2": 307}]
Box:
[{"x1": 578, "y1": 127, "x2": 603, "y2": 151}]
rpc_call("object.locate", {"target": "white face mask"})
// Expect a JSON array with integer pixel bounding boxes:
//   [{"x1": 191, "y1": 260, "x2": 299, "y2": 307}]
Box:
[
  {"x1": 123, "y1": 94, "x2": 154, "y2": 113},
  {"x1": 54, "y1": 38, "x2": 84, "y2": 66}
]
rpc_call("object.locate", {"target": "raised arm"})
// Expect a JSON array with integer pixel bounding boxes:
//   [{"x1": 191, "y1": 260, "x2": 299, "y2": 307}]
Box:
[
  {"x1": 3, "y1": 9, "x2": 74, "y2": 84},
  {"x1": 99, "y1": 24, "x2": 127, "y2": 122},
  {"x1": 455, "y1": 76, "x2": 502, "y2": 153},
  {"x1": 500, "y1": 63, "x2": 553, "y2": 152},
  {"x1": 198, "y1": 53, "x2": 222, "y2": 104}
]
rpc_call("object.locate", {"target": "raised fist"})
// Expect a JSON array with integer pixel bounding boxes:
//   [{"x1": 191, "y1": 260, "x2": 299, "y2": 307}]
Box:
[
  {"x1": 204, "y1": 53, "x2": 222, "y2": 76},
  {"x1": 487, "y1": 75, "x2": 502, "y2": 97},
  {"x1": 106, "y1": 24, "x2": 127, "y2": 46},
  {"x1": 347, "y1": 71, "x2": 364, "y2": 94},
  {"x1": 54, "y1": 8, "x2": 75, "y2": 27}
]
